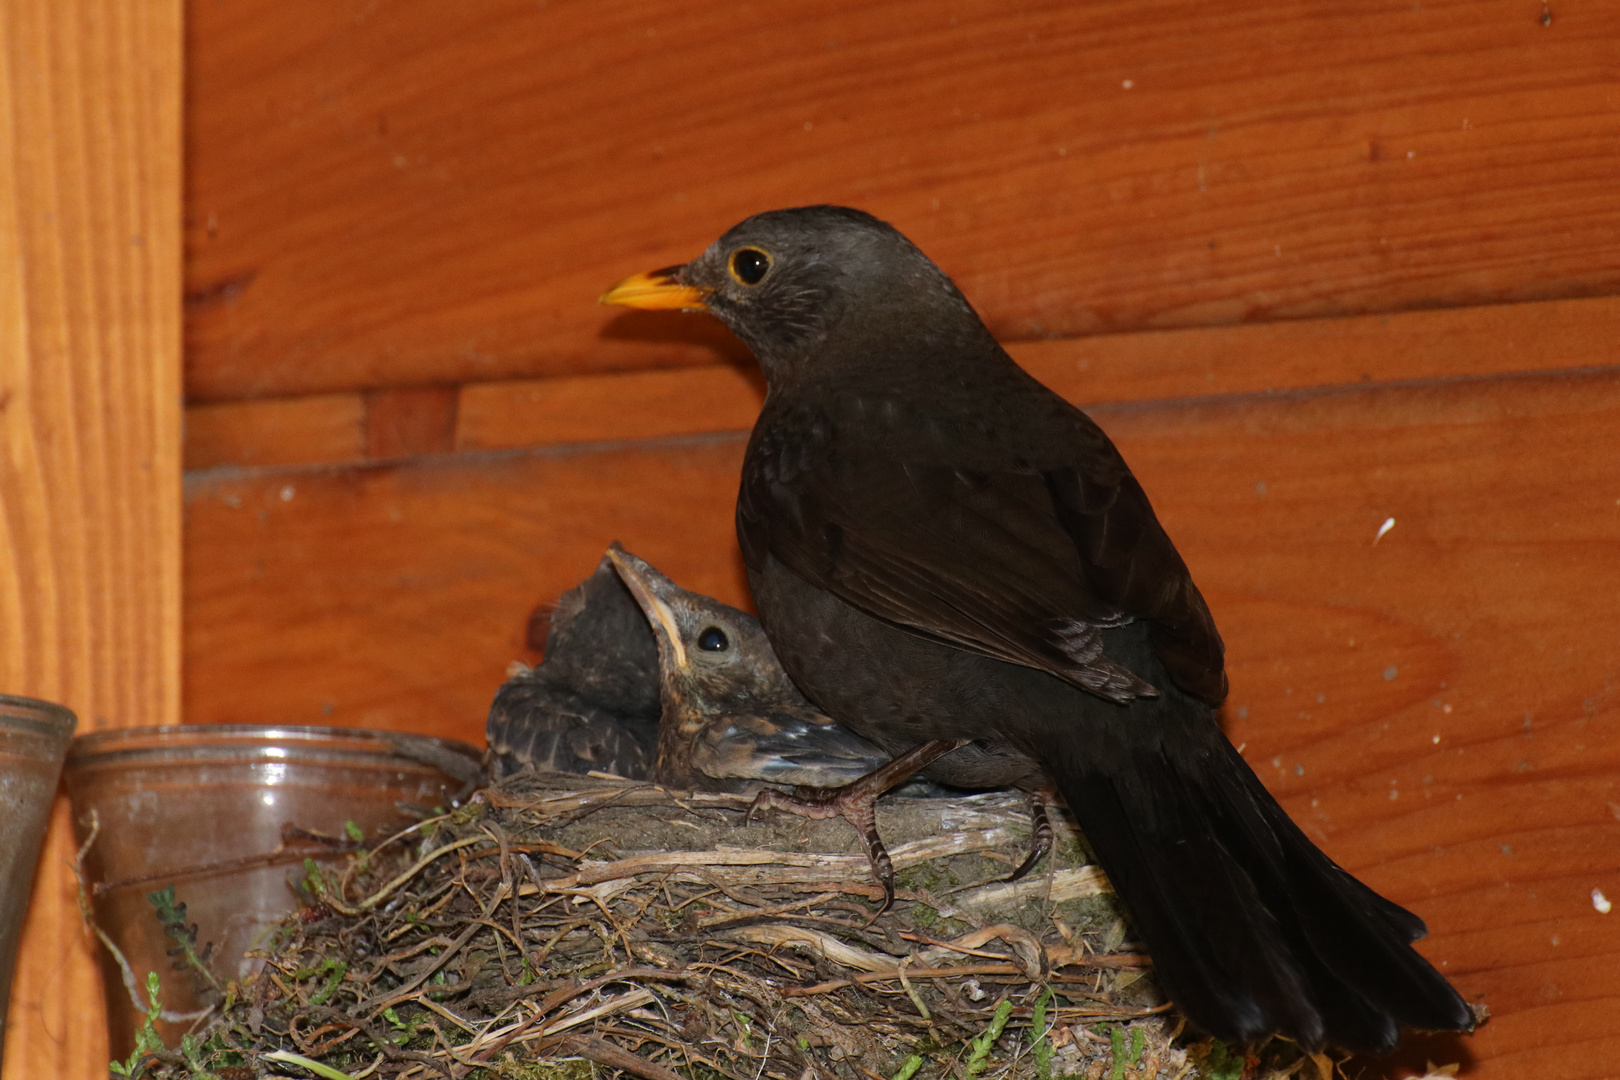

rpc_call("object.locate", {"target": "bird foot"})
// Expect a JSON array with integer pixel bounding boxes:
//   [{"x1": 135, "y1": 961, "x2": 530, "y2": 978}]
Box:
[
  {"x1": 747, "y1": 737, "x2": 966, "y2": 911},
  {"x1": 1002, "y1": 788, "x2": 1056, "y2": 883}
]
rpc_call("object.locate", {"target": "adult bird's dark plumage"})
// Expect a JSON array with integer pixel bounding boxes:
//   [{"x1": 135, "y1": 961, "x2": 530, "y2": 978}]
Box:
[{"x1": 600, "y1": 205, "x2": 1476, "y2": 1053}]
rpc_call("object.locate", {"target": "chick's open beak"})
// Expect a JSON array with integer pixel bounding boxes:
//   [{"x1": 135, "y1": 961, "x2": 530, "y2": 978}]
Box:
[
  {"x1": 599, "y1": 265, "x2": 710, "y2": 311},
  {"x1": 606, "y1": 544, "x2": 689, "y2": 668}
]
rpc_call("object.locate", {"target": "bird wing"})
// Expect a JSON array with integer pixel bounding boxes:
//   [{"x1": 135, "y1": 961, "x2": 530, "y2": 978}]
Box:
[
  {"x1": 738, "y1": 396, "x2": 1226, "y2": 705},
  {"x1": 485, "y1": 682, "x2": 656, "y2": 780},
  {"x1": 691, "y1": 706, "x2": 892, "y2": 787}
]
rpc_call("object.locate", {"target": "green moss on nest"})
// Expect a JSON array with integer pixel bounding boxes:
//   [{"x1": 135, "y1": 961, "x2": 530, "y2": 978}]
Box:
[{"x1": 482, "y1": 1056, "x2": 596, "y2": 1080}]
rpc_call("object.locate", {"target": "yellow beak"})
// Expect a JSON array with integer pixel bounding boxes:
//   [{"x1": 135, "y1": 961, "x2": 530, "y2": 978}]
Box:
[{"x1": 598, "y1": 265, "x2": 710, "y2": 311}]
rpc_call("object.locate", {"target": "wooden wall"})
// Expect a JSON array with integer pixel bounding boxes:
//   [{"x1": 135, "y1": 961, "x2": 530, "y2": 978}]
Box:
[
  {"x1": 183, "y1": 0, "x2": 1620, "y2": 401},
  {"x1": 35, "y1": 0, "x2": 1615, "y2": 1076}
]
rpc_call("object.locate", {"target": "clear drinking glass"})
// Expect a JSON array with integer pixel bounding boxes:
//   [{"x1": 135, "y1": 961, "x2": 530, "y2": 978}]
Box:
[
  {"x1": 63, "y1": 724, "x2": 481, "y2": 1058},
  {"x1": 0, "y1": 695, "x2": 78, "y2": 1067}
]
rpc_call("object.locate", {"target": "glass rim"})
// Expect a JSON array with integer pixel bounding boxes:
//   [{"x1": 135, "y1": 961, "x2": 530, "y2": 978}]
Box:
[
  {"x1": 65, "y1": 722, "x2": 480, "y2": 770},
  {"x1": 0, "y1": 693, "x2": 79, "y2": 740}
]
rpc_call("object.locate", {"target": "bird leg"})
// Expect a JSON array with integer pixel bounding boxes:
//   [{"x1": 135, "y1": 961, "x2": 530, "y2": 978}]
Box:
[
  {"x1": 747, "y1": 737, "x2": 967, "y2": 910},
  {"x1": 1003, "y1": 787, "x2": 1056, "y2": 883}
]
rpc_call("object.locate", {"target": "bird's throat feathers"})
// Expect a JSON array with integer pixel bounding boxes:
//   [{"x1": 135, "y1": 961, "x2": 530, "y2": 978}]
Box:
[{"x1": 750, "y1": 293, "x2": 1008, "y2": 401}]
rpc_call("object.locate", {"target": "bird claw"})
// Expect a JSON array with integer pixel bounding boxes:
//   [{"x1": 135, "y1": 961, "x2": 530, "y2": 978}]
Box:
[
  {"x1": 1001, "y1": 788, "x2": 1055, "y2": 883},
  {"x1": 746, "y1": 784, "x2": 842, "y2": 824},
  {"x1": 745, "y1": 788, "x2": 775, "y2": 825},
  {"x1": 865, "y1": 830, "x2": 897, "y2": 914},
  {"x1": 741, "y1": 739, "x2": 963, "y2": 910}
]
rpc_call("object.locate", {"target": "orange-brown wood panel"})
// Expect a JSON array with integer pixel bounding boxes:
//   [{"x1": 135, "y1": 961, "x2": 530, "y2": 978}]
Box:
[
  {"x1": 185, "y1": 367, "x2": 1620, "y2": 1078},
  {"x1": 362, "y1": 385, "x2": 460, "y2": 458},
  {"x1": 456, "y1": 365, "x2": 766, "y2": 455},
  {"x1": 183, "y1": 294, "x2": 1620, "y2": 470},
  {"x1": 186, "y1": 392, "x2": 365, "y2": 470},
  {"x1": 185, "y1": 0, "x2": 1620, "y2": 401},
  {"x1": 183, "y1": 437, "x2": 750, "y2": 734},
  {"x1": 1128, "y1": 371, "x2": 1620, "y2": 1078},
  {"x1": 1, "y1": 0, "x2": 183, "y2": 1075}
]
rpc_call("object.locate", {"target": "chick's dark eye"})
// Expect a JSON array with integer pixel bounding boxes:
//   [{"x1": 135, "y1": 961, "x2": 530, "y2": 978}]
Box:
[
  {"x1": 696, "y1": 626, "x2": 730, "y2": 652},
  {"x1": 729, "y1": 248, "x2": 770, "y2": 285}
]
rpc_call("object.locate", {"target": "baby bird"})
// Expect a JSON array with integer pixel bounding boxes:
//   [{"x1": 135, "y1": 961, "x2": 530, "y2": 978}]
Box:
[
  {"x1": 602, "y1": 544, "x2": 889, "y2": 792},
  {"x1": 486, "y1": 547, "x2": 895, "y2": 792},
  {"x1": 486, "y1": 556, "x2": 662, "y2": 781}
]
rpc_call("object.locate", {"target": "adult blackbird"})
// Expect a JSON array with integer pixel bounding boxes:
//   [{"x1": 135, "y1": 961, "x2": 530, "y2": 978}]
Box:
[{"x1": 600, "y1": 206, "x2": 1475, "y2": 1052}]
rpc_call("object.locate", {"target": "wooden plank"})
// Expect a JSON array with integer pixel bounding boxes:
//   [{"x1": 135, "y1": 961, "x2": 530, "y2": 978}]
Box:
[
  {"x1": 0, "y1": 0, "x2": 183, "y2": 1075},
  {"x1": 1021, "y1": 294, "x2": 1620, "y2": 408},
  {"x1": 185, "y1": 393, "x2": 363, "y2": 470},
  {"x1": 184, "y1": 0, "x2": 1620, "y2": 401},
  {"x1": 185, "y1": 293, "x2": 1620, "y2": 469},
  {"x1": 184, "y1": 367, "x2": 1620, "y2": 1076},
  {"x1": 456, "y1": 365, "x2": 765, "y2": 454},
  {"x1": 363, "y1": 385, "x2": 459, "y2": 459}
]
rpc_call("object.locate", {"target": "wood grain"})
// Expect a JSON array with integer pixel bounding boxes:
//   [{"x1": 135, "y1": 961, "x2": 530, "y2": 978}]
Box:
[
  {"x1": 184, "y1": 367, "x2": 1620, "y2": 1077},
  {"x1": 184, "y1": 0, "x2": 1620, "y2": 401},
  {"x1": 0, "y1": 0, "x2": 183, "y2": 1074},
  {"x1": 183, "y1": 293, "x2": 1620, "y2": 470}
]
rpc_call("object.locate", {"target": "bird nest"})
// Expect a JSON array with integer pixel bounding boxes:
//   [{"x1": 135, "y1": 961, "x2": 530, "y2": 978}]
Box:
[{"x1": 129, "y1": 774, "x2": 1330, "y2": 1080}]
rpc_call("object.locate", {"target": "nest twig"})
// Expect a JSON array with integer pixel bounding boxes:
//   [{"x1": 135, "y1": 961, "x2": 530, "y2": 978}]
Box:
[{"x1": 126, "y1": 775, "x2": 1326, "y2": 1080}]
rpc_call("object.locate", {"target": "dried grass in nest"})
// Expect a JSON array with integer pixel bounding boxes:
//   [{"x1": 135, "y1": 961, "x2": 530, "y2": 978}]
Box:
[{"x1": 130, "y1": 775, "x2": 1331, "y2": 1080}]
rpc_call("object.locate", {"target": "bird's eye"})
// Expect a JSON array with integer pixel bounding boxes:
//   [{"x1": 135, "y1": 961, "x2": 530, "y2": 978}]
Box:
[
  {"x1": 696, "y1": 626, "x2": 730, "y2": 652},
  {"x1": 728, "y1": 247, "x2": 771, "y2": 286}
]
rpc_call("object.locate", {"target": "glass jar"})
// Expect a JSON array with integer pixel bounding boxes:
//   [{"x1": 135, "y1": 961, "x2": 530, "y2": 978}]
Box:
[
  {"x1": 64, "y1": 724, "x2": 481, "y2": 1058},
  {"x1": 0, "y1": 695, "x2": 77, "y2": 1065}
]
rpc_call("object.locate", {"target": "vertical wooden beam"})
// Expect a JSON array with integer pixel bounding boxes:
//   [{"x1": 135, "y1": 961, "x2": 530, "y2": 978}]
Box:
[{"x1": 0, "y1": 0, "x2": 182, "y2": 1074}]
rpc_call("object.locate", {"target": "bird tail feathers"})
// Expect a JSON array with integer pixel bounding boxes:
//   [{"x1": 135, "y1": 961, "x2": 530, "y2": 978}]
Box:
[{"x1": 1041, "y1": 701, "x2": 1473, "y2": 1053}]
